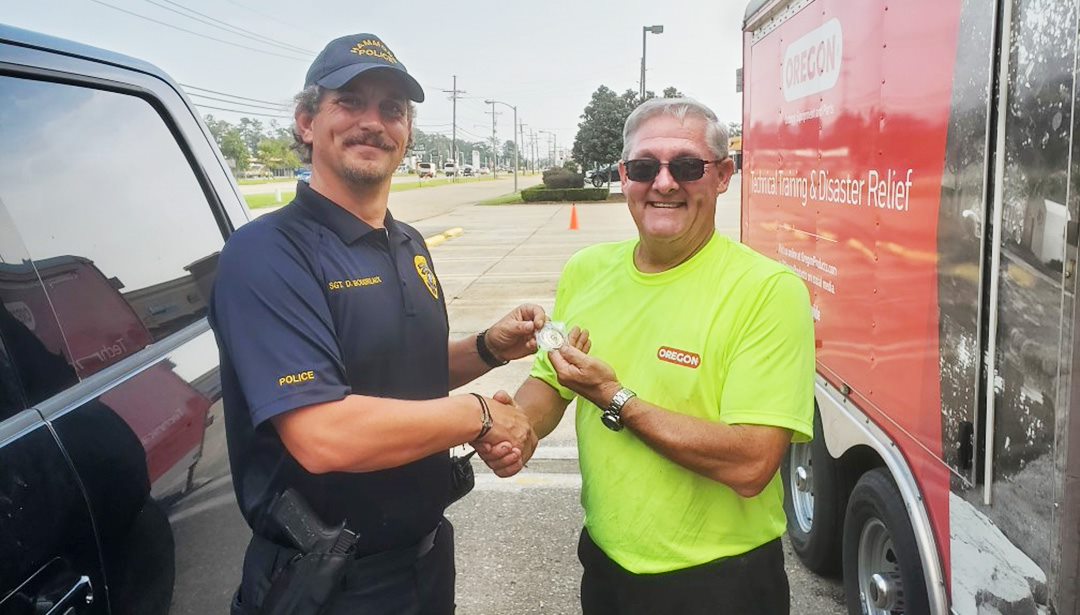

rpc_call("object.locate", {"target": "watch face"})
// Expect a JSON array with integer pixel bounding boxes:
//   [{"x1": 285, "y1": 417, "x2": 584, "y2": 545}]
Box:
[{"x1": 601, "y1": 411, "x2": 624, "y2": 432}]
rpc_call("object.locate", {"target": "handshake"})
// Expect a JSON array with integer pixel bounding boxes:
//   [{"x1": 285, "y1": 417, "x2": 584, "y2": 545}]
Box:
[{"x1": 468, "y1": 390, "x2": 537, "y2": 478}]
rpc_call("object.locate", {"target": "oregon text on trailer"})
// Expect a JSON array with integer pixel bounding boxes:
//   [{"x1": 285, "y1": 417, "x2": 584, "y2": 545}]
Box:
[{"x1": 741, "y1": 0, "x2": 1080, "y2": 613}]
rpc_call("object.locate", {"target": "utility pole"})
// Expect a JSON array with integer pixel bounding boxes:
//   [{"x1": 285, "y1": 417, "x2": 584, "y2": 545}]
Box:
[
  {"x1": 530, "y1": 130, "x2": 538, "y2": 171},
  {"x1": 441, "y1": 76, "x2": 466, "y2": 180},
  {"x1": 485, "y1": 102, "x2": 501, "y2": 179},
  {"x1": 540, "y1": 130, "x2": 556, "y2": 167},
  {"x1": 519, "y1": 121, "x2": 527, "y2": 174}
]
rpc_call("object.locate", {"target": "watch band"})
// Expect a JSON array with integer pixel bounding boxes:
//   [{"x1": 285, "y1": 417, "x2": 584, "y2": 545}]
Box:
[
  {"x1": 602, "y1": 387, "x2": 636, "y2": 431},
  {"x1": 476, "y1": 329, "x2": 509, "y2": 368}
]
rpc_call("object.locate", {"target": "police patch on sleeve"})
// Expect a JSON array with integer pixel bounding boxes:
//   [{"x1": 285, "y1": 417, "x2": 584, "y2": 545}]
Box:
[{"x1": 414, "y1": 254, "x2": 439, "y2": 299}]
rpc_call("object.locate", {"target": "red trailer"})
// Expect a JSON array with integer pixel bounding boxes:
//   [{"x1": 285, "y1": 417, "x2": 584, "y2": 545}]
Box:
[
  {"x1": 0, "y1": 256, "x2": 211, "y2": 496},
  {"x1": 741, "y1": 0, "x2": 1080, "y2": 612}
]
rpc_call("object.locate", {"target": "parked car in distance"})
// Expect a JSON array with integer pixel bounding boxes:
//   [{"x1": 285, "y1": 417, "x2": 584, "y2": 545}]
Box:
[
  {"x1": 443, "y1": 162, "x2": 459, "y2": 177},
  {"x1": 295, "y1": 169, "x2": 312, "y2": 182},
  {"x1": 0, "y1": 23, "x2": 250, "y2": 615},
  {"x1": 461, "y1": 165, "x2": 475, "y2": 177},
  {"x1": 478, "y1": 166, "x2": 491, "y2": 175},
  {"x1": 417, "y1": 162, "x2": 436, "y2": 178},
  {"x1": 591, "y1": 163, "x2": 620, "y2": 187}
]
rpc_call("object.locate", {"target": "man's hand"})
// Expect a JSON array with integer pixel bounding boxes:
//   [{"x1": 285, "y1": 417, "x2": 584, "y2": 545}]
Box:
[
  {"x1": 549, "y1": 329, "x2": 620, "y2": 408},
  {"x1": 483, "y1": 304, "x2": 547, "y2": 362},
  {"x1": 472, "y1": 390, "x2": 537, "y2": 477}
]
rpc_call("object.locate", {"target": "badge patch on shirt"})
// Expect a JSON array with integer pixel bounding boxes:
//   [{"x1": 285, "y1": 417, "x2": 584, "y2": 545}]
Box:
[
  {"x1": 657, "y1": 346, "x2": 701, "y2": 368},
  {"x1": 414, "y1": 254, "x2": 439, "y2": 299}
]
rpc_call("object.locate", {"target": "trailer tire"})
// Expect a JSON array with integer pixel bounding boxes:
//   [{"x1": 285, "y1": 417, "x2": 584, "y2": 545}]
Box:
[
  {"x1": 782, "y1": 409, "x2": 843, "y2": 575},
  {"x1": 842, "y1": 468, "x2": 928, "y2": 615}
]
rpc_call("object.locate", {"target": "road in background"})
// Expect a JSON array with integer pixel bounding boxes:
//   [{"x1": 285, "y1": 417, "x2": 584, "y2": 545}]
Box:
[
  {"x1": 248, "y1": 175, "x2": 543, "y2": 222},
  {"x1": 238, "y1": 173, "x2": 541, "y2": 196}
]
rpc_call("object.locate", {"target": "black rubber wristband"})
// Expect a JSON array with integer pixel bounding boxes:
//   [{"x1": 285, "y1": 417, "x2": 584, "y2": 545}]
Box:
[
  {"x1": 476, "y1": 329, "x2": 509, "y2": 368},
  {"x1": 469, "y1": 392, "x2": 493, "y2": 440}
]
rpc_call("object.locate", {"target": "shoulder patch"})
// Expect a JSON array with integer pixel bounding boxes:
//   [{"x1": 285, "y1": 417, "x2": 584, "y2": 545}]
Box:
[{"x1": 414, "y1": 254, "x2": 439, "y2": 299}]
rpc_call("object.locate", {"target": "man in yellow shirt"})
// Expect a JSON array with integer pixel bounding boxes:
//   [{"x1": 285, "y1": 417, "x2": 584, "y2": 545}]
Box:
[{"x1": 494, "y1": 98, "x2": 815, "y2": 614}]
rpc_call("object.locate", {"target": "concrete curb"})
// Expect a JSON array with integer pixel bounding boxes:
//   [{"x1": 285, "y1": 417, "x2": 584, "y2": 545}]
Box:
[{"x1": 424, "y1": 226, "x2": 464, "y2": 248}]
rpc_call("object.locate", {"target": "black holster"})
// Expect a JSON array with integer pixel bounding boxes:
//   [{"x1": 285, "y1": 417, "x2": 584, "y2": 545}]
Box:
[
  {"x1": 258, "y1": 550, "x2": 352, "y2": 615},
  {"x1": 254, "y1": 489, "x2": 359, "y2": 615}
]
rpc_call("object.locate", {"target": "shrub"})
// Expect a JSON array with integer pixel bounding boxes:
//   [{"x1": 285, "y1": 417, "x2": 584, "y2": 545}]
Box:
[
  {"x1": 562, "y1": 160, "x2": 581, "y2": 174},
  {"x1": 542, "y1": 167, "x2": 585, "y2": 189},
  {"x1": 520, "y1": 187, "x2": 609, "y2": 202}
]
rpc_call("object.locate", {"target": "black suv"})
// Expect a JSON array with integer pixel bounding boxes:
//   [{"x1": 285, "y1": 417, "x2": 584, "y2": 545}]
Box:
[
  {"x1": 590, "y1": 163, "x2": 620, "y2": 187},
  {"x1": 0, "y1": 25, "x2": 250, "y2": 614}
]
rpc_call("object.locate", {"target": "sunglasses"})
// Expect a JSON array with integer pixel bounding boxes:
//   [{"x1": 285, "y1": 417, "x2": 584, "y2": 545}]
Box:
[{"x1": 623, "y1": 157, "x2": 725, "y2": 183}]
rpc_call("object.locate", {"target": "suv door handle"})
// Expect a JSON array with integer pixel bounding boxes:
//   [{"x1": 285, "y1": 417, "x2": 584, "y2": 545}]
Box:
[{"x1": 41, "y1": 575, "x2": 94, "y2": 615}]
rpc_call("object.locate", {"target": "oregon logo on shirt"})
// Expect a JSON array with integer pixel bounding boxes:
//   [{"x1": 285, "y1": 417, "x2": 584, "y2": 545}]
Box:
[
  {"x1": 414, "y1": 254, "x2": 439, "y2": 299},
  {"x1": 657, "y1": 346, "x2": 701, "y2": 368}
]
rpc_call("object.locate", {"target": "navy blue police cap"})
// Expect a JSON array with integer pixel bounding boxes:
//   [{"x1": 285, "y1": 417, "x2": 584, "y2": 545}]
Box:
[{"x1": 305, "y1": 33, "x2": 425, "y2": 102}]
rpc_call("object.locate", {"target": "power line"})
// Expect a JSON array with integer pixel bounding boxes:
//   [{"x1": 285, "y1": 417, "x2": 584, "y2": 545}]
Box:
[
  {"x1": 193, "y1": 103, "x2": 292, "y2": 119},
  {"x1": 180, "y1": 83, "x2": 292, "y2": 107},
  {"x1": 145, "y1": 0, "x2": 314, "y2": 56},
  {"x1": 86, "y1": 0, "x2": 309, "y2": 62},
  {"x1": 222, "y1": 0, "x2": 323, "y2": 39},
  {"x1": 186, "y1": 92, "x2": 288, "y2": 112}
]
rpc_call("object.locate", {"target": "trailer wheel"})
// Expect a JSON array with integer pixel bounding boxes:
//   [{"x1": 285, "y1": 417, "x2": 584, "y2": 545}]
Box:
[
  {"x1": 842, "y1": 468, "x2": 928, "y2": 615},
  {"x1": 782, "y1": 409, "x2": 843, "y2": 574}
]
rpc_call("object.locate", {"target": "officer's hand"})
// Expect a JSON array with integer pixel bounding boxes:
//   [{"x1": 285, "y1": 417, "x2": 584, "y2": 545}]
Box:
[
  {"x1": 549, "y1": 343, "x2": 620, "y2": 410},
  {"x1": 482, "y1": 304, "x2": 547, "y2": 363},
  {"x1": 473, "y1": 390, "x2": 536, "y2": 477}
]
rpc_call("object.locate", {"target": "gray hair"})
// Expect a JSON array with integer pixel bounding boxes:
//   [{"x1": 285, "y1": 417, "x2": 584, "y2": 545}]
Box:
[
  {"x1": 290, "y1": 84, "x2": 416, "y2": 164},
  {"x1": 621, "y1": 97, "x2": 729, "y2": 161}
]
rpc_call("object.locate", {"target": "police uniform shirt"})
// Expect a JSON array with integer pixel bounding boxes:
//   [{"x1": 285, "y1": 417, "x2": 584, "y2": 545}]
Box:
[{"x1": 209, "y1": 181, "x2": 450, "y2": 555}]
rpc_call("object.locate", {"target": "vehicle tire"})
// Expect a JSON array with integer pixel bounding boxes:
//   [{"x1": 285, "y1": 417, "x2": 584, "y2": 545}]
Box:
[
  {"x1": 592, "y1": 175, "x2": 605, "y2": 188},
  {"x1": 842, "y1": 468, "x2": 929, "y2": 615},
  {"x1": 781, "y1": 409, "x2": 844, "y2": 575}
]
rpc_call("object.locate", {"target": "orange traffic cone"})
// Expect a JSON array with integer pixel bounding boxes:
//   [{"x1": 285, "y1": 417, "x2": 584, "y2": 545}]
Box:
[{"x1": 569, "y1": 203, "x2": 579, "y2": 231}]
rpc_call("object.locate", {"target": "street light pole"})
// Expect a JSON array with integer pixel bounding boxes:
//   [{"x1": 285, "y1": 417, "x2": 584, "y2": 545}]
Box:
[
  {"x1": 486, "y1": 98, "x2": 519, "y2": 192},
  {"x1": 640, "y1": 25, "x2": 664, "y2": 101}
]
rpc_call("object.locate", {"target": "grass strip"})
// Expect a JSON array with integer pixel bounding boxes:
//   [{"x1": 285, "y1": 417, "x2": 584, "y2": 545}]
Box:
[{"x1": 246, "y1": 176, "x2": 500, "y2": 209}]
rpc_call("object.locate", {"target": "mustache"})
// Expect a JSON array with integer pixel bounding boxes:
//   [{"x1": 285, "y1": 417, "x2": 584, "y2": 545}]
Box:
[{"x1": 343, "y1": 133, "x2": 395, "y2": 151}]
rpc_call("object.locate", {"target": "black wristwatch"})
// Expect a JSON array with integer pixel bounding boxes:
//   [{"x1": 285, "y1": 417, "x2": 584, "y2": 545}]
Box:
[
  {"x1": 601, "y1": 387, "x2": 636, "y2": 431},
  {"x1": 476, "y1": 329, "x2": 508, "y2": 368}
]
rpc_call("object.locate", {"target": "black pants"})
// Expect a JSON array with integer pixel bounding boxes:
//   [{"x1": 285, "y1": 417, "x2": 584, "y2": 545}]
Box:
[
  {"x1": 233, "y1": 519, "x2": 455, "y2": 615},
  {"x1": 578, "y1": 529, "x2": 790, "y2": 615}
]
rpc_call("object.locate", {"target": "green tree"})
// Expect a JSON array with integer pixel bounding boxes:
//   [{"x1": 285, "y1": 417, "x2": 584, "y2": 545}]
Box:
[
  {"x1": 727, "y1": 122, "x2": 742, "y2": 138},
  {"x1": 204, "y1": 114, "x2": 232, "y2": 144},
  {"x1": 220, "y1": 128, "x2": 250, "y2": 172},
  {"x1": 662, "y1": 86, "x2": 684, "y2": 98},
  {"x1": 238, "y1": 117, "x2": 265, "y2": 155},
  {"x1": 257, "y1": 136, "x2": 300, "y2": 173},
  {"x1": 571, "y1": 85, "x2": 637, "y2": 171},
  {"x1": 500, "y1": 140, "x2": 520, "y2": 167}
]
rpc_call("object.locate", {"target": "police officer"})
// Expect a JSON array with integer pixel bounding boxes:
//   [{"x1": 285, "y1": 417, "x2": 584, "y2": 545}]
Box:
[{"x1": 209, "y1": 33, "x2": 540, "y2": 615}]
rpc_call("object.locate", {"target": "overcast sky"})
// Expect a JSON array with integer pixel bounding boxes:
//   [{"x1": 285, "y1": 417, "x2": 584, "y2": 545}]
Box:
[{"x1": 5, "y1": 0, "x2": 747, "y2": 153}]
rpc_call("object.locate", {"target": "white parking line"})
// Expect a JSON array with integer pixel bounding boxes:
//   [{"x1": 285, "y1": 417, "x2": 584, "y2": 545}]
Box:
[{"x1": 472, "y1": 472, "x2": 581, "y2": 491}]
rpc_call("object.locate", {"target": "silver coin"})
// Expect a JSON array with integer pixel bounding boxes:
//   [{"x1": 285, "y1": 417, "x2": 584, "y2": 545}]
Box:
[{"x1": 536, "y1": 323, "x2": 567, "y2": 351}]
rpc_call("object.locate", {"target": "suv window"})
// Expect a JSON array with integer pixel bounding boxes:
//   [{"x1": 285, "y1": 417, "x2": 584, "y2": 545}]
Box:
[
  {"x1": 0, "y1": 205, "x2": 77, "y2": 412},
  {"x1": 0, "y1": 76, "x2": 223, "y2": 379}
]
